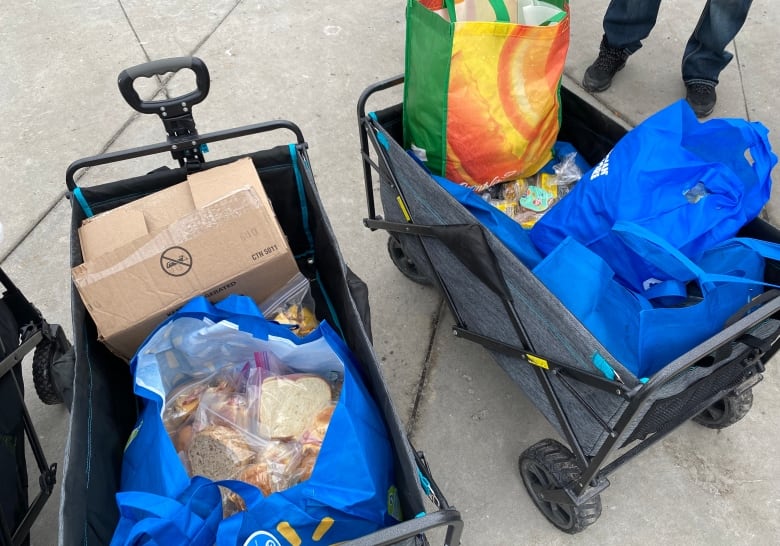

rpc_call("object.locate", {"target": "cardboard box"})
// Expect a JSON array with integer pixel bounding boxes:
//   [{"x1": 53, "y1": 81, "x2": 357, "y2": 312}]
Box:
[{"x1": 72, "y1": 157, "x2": 300, "y2": 360}]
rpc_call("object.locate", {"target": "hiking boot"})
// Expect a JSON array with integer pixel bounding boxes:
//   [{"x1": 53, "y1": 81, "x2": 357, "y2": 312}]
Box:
[
  {"x1": 685, "y1": 82, "x2": 717, "y2": 118},
  {"x1": 582, "y1": 37, "x2": 630, "y2": 92}
]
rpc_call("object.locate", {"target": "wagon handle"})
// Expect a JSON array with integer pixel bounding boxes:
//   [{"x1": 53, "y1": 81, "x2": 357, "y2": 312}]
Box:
[
  {"x1": 357, "y1": 75, "x2": 404, "y2": 222},
  {"x1": 357, "y1": 74, "x2": 403, "y2": 123},
  {"x1": 65, "y1": 120, "x2": 306, "y2": 193},
  {"x1": 118, "y1": 56, "x2": 210, "y2": 116}
]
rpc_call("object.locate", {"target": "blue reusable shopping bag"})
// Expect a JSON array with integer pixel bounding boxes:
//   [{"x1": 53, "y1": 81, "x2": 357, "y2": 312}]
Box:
[
  {"x1": 113, "y1": 295, "x2": 396, "y2": 546},
  {"x1": 112, "y1": 476, "x2": 237, "y2": 546},
  {"x1": 530, "y1": 100, "x2": 777, "y2": 293},
  {"x1": 432, "y1": 175, "x2": 544, "y2": 268},
  {"x1": 533, "y1": 221, "x2": 779, "y2": 378}
]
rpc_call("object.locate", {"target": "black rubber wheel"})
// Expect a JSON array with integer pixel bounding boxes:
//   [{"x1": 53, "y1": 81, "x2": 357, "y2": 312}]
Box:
[
  {"x1": 387, "y1": 236, "x2": 432, "y2": 286},
  {"x1": 32, "y1": 336, "x2": 65, "y2": 405},
  {"x1": 693, "y1": 388, "x2": 753, "y2": 429},
  {"x1": 519, "y1": 439, "x2": 601, "y2": 534}
]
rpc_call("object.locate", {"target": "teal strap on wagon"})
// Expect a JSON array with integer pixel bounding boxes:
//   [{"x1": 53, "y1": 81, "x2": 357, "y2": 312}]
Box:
[
  {"x1": 289, "y1": 143, "x2": 314, "y2": 250},
  {"x1": 287, "y1": 143, "x2": 345, "y2": 338},
  {"x1": 369, "y1": 112, "x2": 390, "y2": 150},
  {"x1": 73, "y1": 187, "x2": 94, "y2": 218}
]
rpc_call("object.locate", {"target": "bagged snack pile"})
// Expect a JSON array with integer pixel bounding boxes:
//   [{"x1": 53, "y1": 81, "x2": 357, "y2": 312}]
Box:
[
  {"x1": 259, "y1": 272, "x2": 319, "y2": 337},
  {"x1": 479, "y1": 151, "x2": 583, "y2": 228},
  {"x1": 163, "y1": 351, "x2": 339, "y2": 516},
  {"x1": 144, "y1": 276, "x2": 328, "y2": 516}
]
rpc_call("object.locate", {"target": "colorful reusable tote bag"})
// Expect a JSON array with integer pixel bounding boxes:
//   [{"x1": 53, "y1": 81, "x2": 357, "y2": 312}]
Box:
[{"x1": 404, "y1": 0, "x2": 570, "y2": 188}]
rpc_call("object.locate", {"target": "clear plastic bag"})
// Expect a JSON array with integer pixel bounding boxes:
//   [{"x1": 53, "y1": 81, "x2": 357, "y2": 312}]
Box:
[
  {"x1": 552, "y1": 151, "x2": 584, "y2": 186},
  {"x1": 221, "y1": 439, "x2": 303, "y2": 516},
  {"x1": 259, "y1": 272, "x2": 319, "y2": 337},
  {"x1": 479, "y1": 152, "x2": 583, "y2": 228},
  {"x1": 144, "y1": 316, "x2": 342, "y2": 511}
]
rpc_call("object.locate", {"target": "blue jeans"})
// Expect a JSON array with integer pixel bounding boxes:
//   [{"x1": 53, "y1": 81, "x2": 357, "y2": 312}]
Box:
[{"x1": 602, "y1": 0, "x2": 753, "y2": 86}]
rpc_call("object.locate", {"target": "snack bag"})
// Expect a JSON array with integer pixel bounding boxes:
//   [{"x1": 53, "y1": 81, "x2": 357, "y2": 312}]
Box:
[
  {"x1": 259, "y1": 272, "x2": 319, "y2": 336},
  {"x1": 480, "y1": 151, "x2": 582, "y2": 227}
]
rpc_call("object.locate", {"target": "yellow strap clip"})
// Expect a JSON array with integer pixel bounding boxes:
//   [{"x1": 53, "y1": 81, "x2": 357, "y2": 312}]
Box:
[{"x1": 526, "y1": 354, "x2": 549, "y2": 369}]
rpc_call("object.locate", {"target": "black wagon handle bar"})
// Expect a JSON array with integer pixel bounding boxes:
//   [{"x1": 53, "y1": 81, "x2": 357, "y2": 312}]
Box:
[
  {"x1": 357, "y1": 74, "x2": 404, "y2": 123},
  {"x1": 356, "y1": 74, "x2": 404, "y2": 222},
  {"x1": 65, "y1": 119, "x2": 306, "y2": 192},
  {"x1": 118, "y1": 56, "x2": 210, "y2": 115}
]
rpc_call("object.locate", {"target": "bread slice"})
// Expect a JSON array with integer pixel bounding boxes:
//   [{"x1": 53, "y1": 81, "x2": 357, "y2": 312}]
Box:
[
  {"x1": 300, "y1": 404, "x2": 336, "y2": 453},
  {"x1": 259, "y1": 375, "x2": 332, "y2": 439},
  {"x1": 188, "y1": 425, "x2": 255, "y2": 481}
]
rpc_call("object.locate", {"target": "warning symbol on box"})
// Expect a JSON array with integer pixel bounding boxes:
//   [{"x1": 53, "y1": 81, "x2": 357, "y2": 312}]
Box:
[{"x1": 161, "y1": 246, "x2": 192, "y2": 277}]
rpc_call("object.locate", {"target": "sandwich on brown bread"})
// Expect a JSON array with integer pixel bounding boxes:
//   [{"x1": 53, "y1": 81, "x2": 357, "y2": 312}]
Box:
[{"x1": 188, "y1": 425, "x2": 255, "y2": 481}]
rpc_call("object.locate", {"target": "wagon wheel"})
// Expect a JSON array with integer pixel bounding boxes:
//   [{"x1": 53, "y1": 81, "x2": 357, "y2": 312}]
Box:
[
  {"x1": 693, "y1": 389, "x2": 753, "y2": 429},
  {"x1": 387, "y1": 236, "x2": 432, "y2": 286},
  {"x1": 519, "y1": 439, "x2": 601, "y2": 534},
  {"x1": 32, "y1": 335, "x2": 68, "y2": 405}
]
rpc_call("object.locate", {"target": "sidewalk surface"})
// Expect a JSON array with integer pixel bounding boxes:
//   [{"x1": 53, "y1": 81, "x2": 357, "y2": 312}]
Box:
[{"x1": 2, "y1": 1, "x2": 779, "y2": 545}]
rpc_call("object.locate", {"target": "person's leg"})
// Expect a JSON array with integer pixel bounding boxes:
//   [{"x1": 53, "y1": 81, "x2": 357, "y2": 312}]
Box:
[
  {"x1": 583, "y1": 0, "x2": 663, "y2": 92},
  {"x1": 682, "y1": 0, "x2": 752, "y2": 84},
  {"x1": 603, "y1": 0, "x2": 664, "y2": 52},
  {"x1": 682, "y1": 0, "x2": 752, "y2": 117}
]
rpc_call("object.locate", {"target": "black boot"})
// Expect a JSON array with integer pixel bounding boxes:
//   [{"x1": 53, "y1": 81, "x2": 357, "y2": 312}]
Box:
[
  {"x1": 685, "y1": 82, "x2": 717, "y2": 118},
  {"x1": 582, "y1": 37, "x2": 630, "y2": 92}
]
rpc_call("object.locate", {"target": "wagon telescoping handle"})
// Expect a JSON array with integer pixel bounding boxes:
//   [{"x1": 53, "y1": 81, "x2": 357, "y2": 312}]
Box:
[
  {"x1": 118, "y1": 56, "x2": 213, "y2": 169},
  {"x1": 65, "y1": 119, "x2": 306, "y2": 193},
  {"x1": 67, "y1": 55, "x2": 306, "y2": 193},
  {"x1": 118, "y1": 56, "x2": 210, "y2": 116}
]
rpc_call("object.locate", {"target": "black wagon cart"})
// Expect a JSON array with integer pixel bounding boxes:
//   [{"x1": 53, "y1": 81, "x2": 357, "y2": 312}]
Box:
[
  {"x1": 60, "y1": 58, "x2": 462, "y2": 545},
  {"x1": 357, "y1": 75, "x2": 780, "y2": 534},
  {"x1": 1, "y1": 266, "x2": 71, "y2": 546}
]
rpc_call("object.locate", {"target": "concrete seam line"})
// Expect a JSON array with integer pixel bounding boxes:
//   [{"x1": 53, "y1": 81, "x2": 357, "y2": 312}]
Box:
[
  {"x1": 0, "y1": 192, "x2": 67, "y2": 264},
  {"x1": 733, "y1": 39, "x2": 750, "y2": 122},
  {"x1": 186, "y1": 0, "x2": 245, "y2": 61},
  {"x1": 406, "y1": 296, "x2": 445, "y2": 439}
]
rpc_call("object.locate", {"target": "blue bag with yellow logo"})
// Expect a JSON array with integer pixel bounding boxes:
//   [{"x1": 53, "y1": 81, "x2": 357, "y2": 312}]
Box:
[{"x1": 112, "y1": 295, "x2": 396, "y2": 546}]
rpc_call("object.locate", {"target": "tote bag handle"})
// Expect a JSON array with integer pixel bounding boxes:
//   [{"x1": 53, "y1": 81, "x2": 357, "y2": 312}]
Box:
[
  {"x1": 443, "y1": 0, "x2": 511, "y2": 22},
  {"x1": 731, "y1": 120, "x2": 775, "y2": 189},
  {"x1": 613, "y1": 221, "x2": 780, "y2": 296}
]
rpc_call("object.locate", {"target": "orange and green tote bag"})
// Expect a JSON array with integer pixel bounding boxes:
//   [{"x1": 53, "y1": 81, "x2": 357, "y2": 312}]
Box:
[{"x1": 403, "y1": 0, "x2": 570, "y2": 188}]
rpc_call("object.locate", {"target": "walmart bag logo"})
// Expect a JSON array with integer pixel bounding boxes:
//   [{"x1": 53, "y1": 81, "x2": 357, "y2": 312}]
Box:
[
  {"x1": 244, "y1": 531, "x2": 282, "y2": 546},
  {"x1": 589, "y1": 151, "x2": 612, "y2": 180},
  {"x1": 243, "y1": 517, "x2": 335, "y2": 546}
]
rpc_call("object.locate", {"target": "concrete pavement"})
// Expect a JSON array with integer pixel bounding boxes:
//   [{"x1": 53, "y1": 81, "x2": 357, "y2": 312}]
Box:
[{"x1": 1, "y1": 1, "x2": 778, "y2": 544}]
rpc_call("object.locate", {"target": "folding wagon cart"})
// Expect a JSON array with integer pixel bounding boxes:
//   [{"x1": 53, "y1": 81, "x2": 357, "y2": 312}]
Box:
[
  {"x1": 357, "y1": 75, "x2": 780, "y2": 533},
  {"x1": 60, "y1": 58, "x2": 462, "y2": 545},
  {"x1": 1, "y1": 267, "x2": 70, "y2": 546}
]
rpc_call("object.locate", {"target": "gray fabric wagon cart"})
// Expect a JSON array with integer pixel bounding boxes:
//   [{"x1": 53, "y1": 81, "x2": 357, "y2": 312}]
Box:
[{"x1": 357, "y1": 75, "x2": 780, "y2": 533}]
